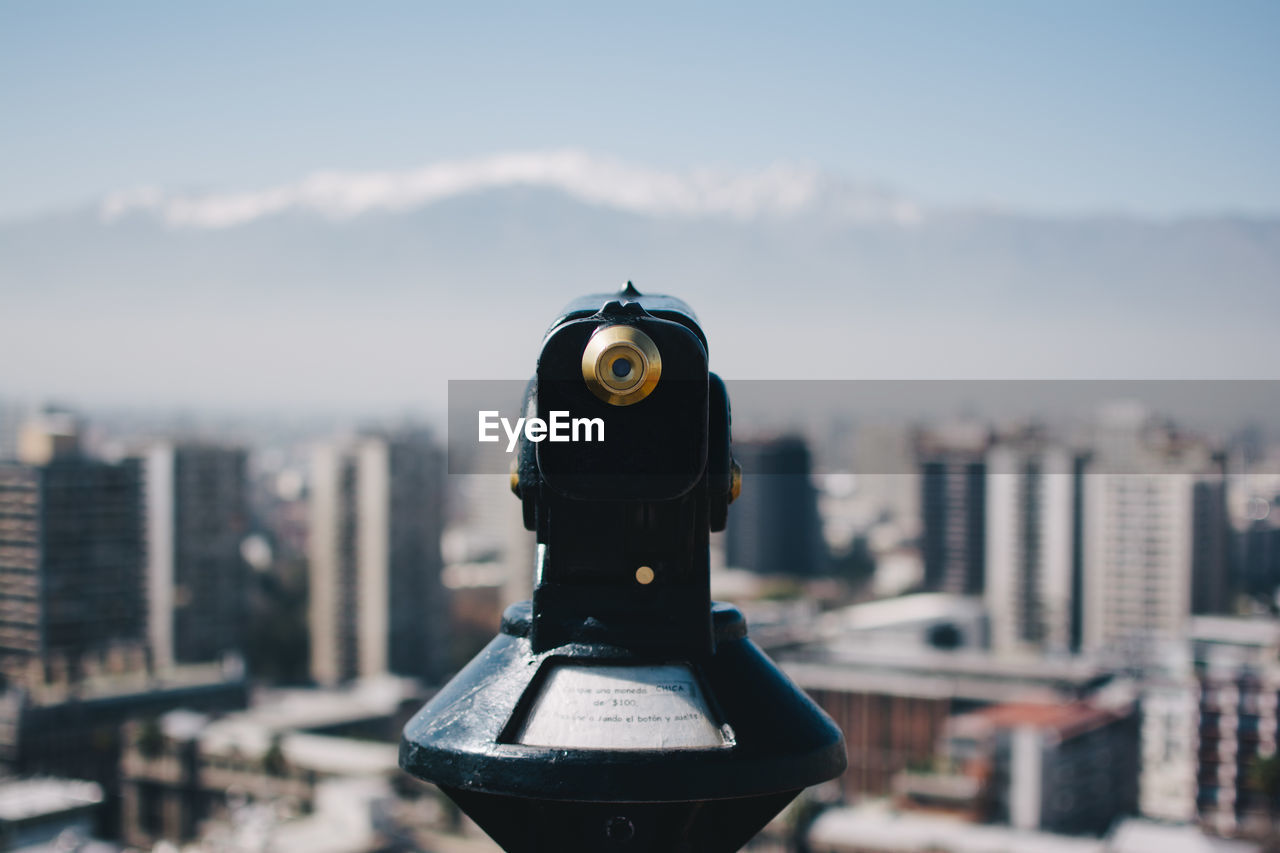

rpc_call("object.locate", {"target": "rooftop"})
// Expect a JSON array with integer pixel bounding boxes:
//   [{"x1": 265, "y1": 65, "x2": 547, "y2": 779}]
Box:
[
  {"x1": 951, "y1": 701, "x2": 1122, "y2": 740},
  {"x1": 782, "y1": 650, "x2": 1111, "y2": 706},
  {"x1": 808, "y1": 806, "x2": 1260, "y2": 853},
  {"x1": 196, "y1": 724, "x2": 399, "y2": 777},
  {"x1": 808, "y1": 802, "x2": 1101, "y2": 853},
  {"x1": 442, "y1": 561, "x2": 510, "y2": 590},
  {"x1": 265, "y1": 776, "x2": 393, "y2": 853},
  {"x1": 818, "y1": 593, "x2": 986, "y2": 635},
  {"x1": 148, "y1": 677, "x2": 413, "y2": 777},
  {"x1": 159, "y1": 708, "x2": 210, "y2": 741},
  {"x1": 0, "y1": 777, "x2": 103, "y2": 822},
  {"x1": 240, "y1": 674, "x2": 421, "y2": 733},
  {"x1": 1108, "y1": 819, "x2": 1259, "y2": 853},
  {"x1": 1190, "y1": 616, "x2": 1280, "y2": 649},
  {"x1": 16, "y1": 661, "x2": 244, "y2": 707}
]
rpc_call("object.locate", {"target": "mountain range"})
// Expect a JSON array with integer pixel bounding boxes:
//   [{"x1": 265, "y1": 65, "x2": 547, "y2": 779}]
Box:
[{"x1": 3, "y1": 151, "x2": 1277, "y2": 411}]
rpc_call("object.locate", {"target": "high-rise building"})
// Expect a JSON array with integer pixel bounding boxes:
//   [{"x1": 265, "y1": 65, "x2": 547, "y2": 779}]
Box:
[
  {"x1": 1230, "y1": 453, "x2": 1280, "y2": 602},
  {"x1": 1140, "y1": 617, "x2": 1280, "y2": 838},
  {"x1": 0, "y1": 415, "x2": 146, "y2": 681},
  {"x1": 985, "y1": 441, "x2": 1087, "y2": 656},
  {"x1": 1139, "y1": 676, "x2": 1199, "y2": 824},
  {"x1": 846, "y1": 423, "x2": 921, "y2": 534},
  {"x1": 1237, "y1": 499, "x2": 1280, "y2": 601},
  {"x1": 309, "y1": 431, "x2": 448, "y2": 686},
  {"x1": 1192, "y1": 618, "x2": 1280, "y2": 838},
  {"x1": 145, "y1": 443, "x2": 250, "y2": 670},
  {"x1": 1081, "y1": 410, "x2": 1228, "y2": 663},
  {"x1": 0, "y1": 401, "x2": 25, "y2": 462},
  {"x1": 724, "y1": 436, "x2": 825, "y2": 576},
  {"x1": 448, "y1": 473, "x2": 536, "y2": 610},
  {"x1": 919, "y1": 424, "x2": 990, "y2": 595},
  {"x1": 14, "y1": 410, "x2": 80, "y2": 468},
  {"x1": 1084, "y1": 472, "x2": 1218, "y2": 660},
  {"x1": 1191, "y1": 477, "x2": 1232, "y2": 616}
]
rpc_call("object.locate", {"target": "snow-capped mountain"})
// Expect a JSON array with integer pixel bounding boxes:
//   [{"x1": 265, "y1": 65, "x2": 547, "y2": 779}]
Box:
[
  {"x1": 3, "y1": 152, "x2": 1277, "y2": 409},
  {"x1": 97, "y1": 151, "x2": 923, "y2": 229}
]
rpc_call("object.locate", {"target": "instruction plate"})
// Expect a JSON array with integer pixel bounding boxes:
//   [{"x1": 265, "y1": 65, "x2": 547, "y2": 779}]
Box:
[{"x1": 515, "y1": 663, "x2": 733, "y2": 750}]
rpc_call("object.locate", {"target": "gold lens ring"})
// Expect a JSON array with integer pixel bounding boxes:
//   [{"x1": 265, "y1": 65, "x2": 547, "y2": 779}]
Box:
[{"x1": 581, "y1": 325, "x2": 662, "y2": 406}]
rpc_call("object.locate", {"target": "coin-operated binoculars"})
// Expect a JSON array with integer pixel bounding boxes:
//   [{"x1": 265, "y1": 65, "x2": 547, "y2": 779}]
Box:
[{"x1": 400, "y1": 284, "x2": 846, "y2": 852}]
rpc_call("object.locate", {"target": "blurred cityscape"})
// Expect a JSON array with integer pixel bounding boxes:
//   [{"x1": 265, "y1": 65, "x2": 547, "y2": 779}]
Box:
[
  {"x1": 5, "y1": 1, "x2": 1279, "y2": 849},
  {"x1": 0, "y1": 390, "x2": 1277, "y2": 853}
]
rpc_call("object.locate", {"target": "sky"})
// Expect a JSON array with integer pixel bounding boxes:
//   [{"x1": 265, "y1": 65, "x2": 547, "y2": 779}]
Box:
[{"x1": 3, "y1": 0, "x2": 1279, "y2": 222}]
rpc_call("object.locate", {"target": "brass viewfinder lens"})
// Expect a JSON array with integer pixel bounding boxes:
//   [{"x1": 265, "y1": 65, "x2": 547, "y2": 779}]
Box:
[{"x1": 581, "y1": 325, "x2": 662, "y2": 406}]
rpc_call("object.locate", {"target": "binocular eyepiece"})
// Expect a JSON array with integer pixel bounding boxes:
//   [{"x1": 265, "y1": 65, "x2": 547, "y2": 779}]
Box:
[
  {"x1": 582, "y1": 324, "x2": 662, "y2": 405},
  {"x1": 400, "y1": 283, "x2": 846, "y2": 853}
]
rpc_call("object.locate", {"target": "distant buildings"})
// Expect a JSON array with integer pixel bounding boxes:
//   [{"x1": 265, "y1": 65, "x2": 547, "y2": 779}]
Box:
[
  {"x1": 0, "y1": 391, "x2": 1264, "y2": 849},
  {"x1": 119, "y1": 678, "x2": 421, "y2": 849},
  {"x1": 784, "y1": 598, "x2": 1280, "y2": 844},
  {"x1": 725, "y1": 436, "x2": 825, "y2": 576},
  {"x1": 807, "y1": 807, "x2": 1259, "y2": 853},
  {"x1": 790, "y1": 650, "x2": 1121, "y2": 805},
  {"x1": 0, "y1": 777, "x2": 104, "y2": 851},
  {"x1": 0, "y1": 664, "x2": 248, "y2": 839},
  {"x1": 1081, "y1": 410, "x2": 1229, "y2": 663},
  {"x1": 917, "y1": 409, "x2": 1231, "y2": 666},
  {"x1": 1139, "y1": 677, "x2": 1199, "y2": 824},
  {"x1": 0, "y1": 414, "x2": 146, "y2": 682},
  {"x1": 308, "y1": 431, "x2": 448, "y2": 686},
  {"x1": 896, "y1": 700, "x2": 1139, "y2": 835},
  {"x1": 1141, "y1": 617, "x2": 1280, "y2": 838},
  {"x1": 0, "y1": 413, "x2": 252, "y2": 842},
  {"x1": 0, "y1": 402, "x2": 25, "y2": 462},
  {"x1": 448, "y1": 472, "x2": 537, "y2": 610},
  {"x1": 146, "y1": 443, "x2": 250, "y2": 669},
  {"x1": 1233, "y1": 483, "x2": 1280, "y2": 602},
  {"x1": 919, "y1": 424, "x2": 990, "y2": 595},
  {"x1": 782, "y1": 595, "x2": 1116, "y2": 802},
  {"x1": 813, "y1": 592, "x2": 989, "y2": 653},
  {"x1": 847, "y1": 423, "x2": 921, "y2": 534},
  {"x1": 985, "y1": 441, "x2": 1087, "y2": 656}
]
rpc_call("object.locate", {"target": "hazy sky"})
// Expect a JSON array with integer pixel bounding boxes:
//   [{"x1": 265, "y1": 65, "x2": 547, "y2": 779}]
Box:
[{"x1": 3, "y1": 0, "x2": 1278, "y2": 222}]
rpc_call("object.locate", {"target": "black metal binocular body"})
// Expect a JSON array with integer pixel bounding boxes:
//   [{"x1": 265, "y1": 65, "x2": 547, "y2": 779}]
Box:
[
  {"x1": 514, "y1": 283, "x2": 735, "y2": 654},
  {"x1": 400, "y1": 284, "x2": 845, "y2": 853}
]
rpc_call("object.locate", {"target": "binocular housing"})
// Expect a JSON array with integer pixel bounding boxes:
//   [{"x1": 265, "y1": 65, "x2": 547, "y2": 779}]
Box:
[{"x1": 400, "y1": 284, "x2": 846, "y2": 853}]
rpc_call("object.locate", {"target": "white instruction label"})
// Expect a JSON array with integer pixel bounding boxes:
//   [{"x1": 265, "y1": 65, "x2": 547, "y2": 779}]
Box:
[{"x1": 516, "y1": 663, "x2": 732, "y2": 750}]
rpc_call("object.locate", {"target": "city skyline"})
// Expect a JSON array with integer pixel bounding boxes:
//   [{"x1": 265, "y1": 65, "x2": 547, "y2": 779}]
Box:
[
  {"x1": 2, "y1": 388, "x2": 1280, "y2": 848},
  {"x1": 6, "y1": 3, "x2": 1280, "y2": 849}
]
